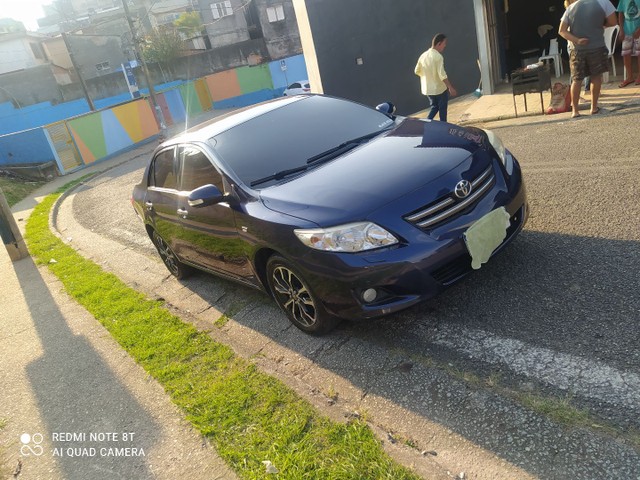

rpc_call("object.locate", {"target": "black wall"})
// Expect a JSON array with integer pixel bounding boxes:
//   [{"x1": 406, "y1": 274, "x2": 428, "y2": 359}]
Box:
[{"x1": 302, "y1": 0, "x2": 480, "y2": 115}]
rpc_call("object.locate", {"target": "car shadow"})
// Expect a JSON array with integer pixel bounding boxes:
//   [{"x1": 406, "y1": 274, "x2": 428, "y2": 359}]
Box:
[{"x1": 176, "y1": 229, "x2": 640, "y2": 477}]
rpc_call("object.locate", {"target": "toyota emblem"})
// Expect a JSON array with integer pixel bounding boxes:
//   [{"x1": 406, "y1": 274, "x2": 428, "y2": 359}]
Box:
[{"x1": 454, "y1": 180, "x2": 472, "y2": 199}]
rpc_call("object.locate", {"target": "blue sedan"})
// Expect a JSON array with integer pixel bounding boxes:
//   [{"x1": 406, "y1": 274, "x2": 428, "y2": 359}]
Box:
[{"x1": 132, "y1": 94, "x2": 527, "y2": 334}]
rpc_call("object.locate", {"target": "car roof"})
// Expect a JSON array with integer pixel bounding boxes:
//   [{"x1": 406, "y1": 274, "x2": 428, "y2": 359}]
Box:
[{"x1": 161, "y1": 95, "x2": 308, "y2": 146}]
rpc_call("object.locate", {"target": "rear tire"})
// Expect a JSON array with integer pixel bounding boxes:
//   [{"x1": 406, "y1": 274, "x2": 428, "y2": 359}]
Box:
[
  {"x1": 266, "y1": 255, "x2": 340, "y2": 335},
  {"x1": 152, "y1": 230, "x2": 193, "y2": 280}
]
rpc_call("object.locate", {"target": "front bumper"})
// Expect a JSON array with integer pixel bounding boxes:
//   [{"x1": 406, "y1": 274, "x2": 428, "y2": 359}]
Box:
[{"x1": 289, "y1": 157, "x2": 528, "y2": 321}]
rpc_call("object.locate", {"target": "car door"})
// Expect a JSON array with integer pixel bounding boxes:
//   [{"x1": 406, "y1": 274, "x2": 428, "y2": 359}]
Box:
[
  {"x1": 175, "y1": 144, "x2": 255, "y2": 281},
  {"x1": 144, "y1": 146, "x2": 185, "y2": 254}
]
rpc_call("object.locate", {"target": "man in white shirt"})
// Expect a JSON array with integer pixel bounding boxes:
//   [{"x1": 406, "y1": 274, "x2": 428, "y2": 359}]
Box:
[
  {"x1": 414, "y1": 33, "x2": 457, "y2": 122},
  {"x1": 559, "y1": 0, "x2": 617, "y2": 117}
]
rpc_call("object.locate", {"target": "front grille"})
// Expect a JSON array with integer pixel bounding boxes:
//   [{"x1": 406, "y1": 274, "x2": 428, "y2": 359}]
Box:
[
  {"x1": 404, "y1": 165, "x2": 495, "y2": 230},
  {"x1": 431, "y1": 253, "x2": 473, "y2": 285},
  {"x1": 430, "y1": 207, "x2": 523, "y2": 286}
]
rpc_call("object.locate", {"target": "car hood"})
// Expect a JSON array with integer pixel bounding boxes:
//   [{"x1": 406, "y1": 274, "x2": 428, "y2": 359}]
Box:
[{"x1": 260, "y1": 118, "x2": 489, "y2": 225}]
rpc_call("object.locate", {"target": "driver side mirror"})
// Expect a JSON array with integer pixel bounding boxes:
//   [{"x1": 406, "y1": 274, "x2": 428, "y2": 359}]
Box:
[
  {"x1": 188, "y1": 184, "x2": 224, "y2": 207},
  {"x1": 376, "y1": 102, "x2": 397, "y2": 119}
]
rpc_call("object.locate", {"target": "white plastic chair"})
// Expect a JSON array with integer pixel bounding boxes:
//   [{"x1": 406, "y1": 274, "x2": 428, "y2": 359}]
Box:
[
  {"x1": 604, "y1": 25, "x2": 619, "y2": 78},
  {"x1": 539, "y1": 38, "x2": 563, "y2": 78}
]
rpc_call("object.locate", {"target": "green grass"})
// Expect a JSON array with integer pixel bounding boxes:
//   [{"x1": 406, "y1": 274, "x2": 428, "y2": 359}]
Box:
[
  {"x1": 214, "y1": 314, "x2": 231, "y2": 328},
  {"x1": 0, "y1": 176, "x2": 46, "y2": 206},
  {"x1": 25, "y1": 192, "x2": 420, "y2": 480},
  {"x1": 408, "y1": 351, "x2": 640, "y2": 451},
  {"x1": 519, "y1": 393, "x2": 592, "y2": 427}
]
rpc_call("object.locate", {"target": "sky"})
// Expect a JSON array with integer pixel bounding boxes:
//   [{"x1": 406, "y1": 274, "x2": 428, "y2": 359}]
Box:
[{"x1": 3, "y1": 0, "x2": 49, "y2": 31}]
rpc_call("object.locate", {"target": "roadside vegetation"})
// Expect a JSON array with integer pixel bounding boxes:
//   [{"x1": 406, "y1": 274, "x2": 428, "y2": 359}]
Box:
[
  {"x1": 0, "y1": 174, "x2": 45, "y2": 206},
  {"x1": 25, "y1": 188, "x2": 420, "y2": 480},
  {"x1": 406, "y1": 352, "x2": 640, "y2": 451}
]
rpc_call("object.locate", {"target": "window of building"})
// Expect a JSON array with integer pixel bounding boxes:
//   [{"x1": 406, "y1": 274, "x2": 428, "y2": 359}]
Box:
[
  {"x1": 29, "y1": 42, "x2": 45, "y2": 60},
  {"x1": 211, "y1": 1, "x2": 233, "y2": 20},
  {"x1": 95, "y1": 61, "x2": 111, "y2": 72},
  {"x1": 160, "y1": 12, "x2": 181, "y2": 24},
  {"x1": 266, "y1": 4, "x2": 285, "y2": 23}
]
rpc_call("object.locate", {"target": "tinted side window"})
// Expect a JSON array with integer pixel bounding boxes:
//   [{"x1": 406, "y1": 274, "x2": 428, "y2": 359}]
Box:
[
  {"x1": 290, "y1": 82, "x2": 300, "y2": 89},
  {"x1": 179, "y1": 145, "x2": 223, "y2": 192},
  {"x1": 151, "y1": 148, "x2": 177, "y2": 189}
]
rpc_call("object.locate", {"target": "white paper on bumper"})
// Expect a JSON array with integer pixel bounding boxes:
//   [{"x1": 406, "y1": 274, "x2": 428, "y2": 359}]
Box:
[{"x1": 463, "y1": 207, "x2": 511, "y2": 270}]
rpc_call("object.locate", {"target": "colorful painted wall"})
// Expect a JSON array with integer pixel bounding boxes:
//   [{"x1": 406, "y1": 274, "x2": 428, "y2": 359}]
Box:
[
  {"x1": 0, "y1": 54, "x2": 308, "y2": 175},
  {"x1": 67, "y1": 99, "x2": 159, "y2": 165},
  {"x1": 0, "y1": 80, "x2": 185, "y2": 136}
]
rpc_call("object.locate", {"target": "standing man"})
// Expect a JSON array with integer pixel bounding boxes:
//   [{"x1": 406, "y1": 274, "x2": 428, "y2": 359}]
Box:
[
  {"x1": 559, "y1": 0, "x2": 617, "y2": 117},
  {"x1": 414, "y1": 33, "x2": 457, "y2": 122},
  {"x1": 617, "y1": 0, "x2": 640, "y2": 87}
]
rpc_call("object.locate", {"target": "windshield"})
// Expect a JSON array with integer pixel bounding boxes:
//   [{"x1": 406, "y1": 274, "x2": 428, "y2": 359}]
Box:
[{"x1": 208, "y1": 96, "x2": 394, "y2": 188}]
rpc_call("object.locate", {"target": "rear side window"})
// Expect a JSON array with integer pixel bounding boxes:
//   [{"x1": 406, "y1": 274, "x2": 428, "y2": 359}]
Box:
[
  {"x1": 151, "y1": 148, "x2": 177, "y2": 189},
  {"x1": 179, "y1": 145, "x2": 223, "y2": 192}
]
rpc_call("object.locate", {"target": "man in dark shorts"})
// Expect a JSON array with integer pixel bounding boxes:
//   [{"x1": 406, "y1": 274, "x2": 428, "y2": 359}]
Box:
[{"x1": 560, "y1": 0, "x2": 618, "y2": 117}]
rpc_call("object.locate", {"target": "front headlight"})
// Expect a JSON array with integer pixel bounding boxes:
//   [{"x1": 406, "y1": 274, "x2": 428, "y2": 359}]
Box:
[
  {"x1": 484, "y1": 129, "x2": 514, "y2": 176},
  {"x1": 294, "y1": 222, "x2": 399, "y2": 253}
]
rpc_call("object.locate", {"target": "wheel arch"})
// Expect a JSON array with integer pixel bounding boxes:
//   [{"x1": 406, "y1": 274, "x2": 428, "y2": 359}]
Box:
[
  {"x1": 253, "y1": 247, "x2": 277, "y2": 295},
  {"x1": 144, "y1": 223, "x2": 155, "y2": 240}
]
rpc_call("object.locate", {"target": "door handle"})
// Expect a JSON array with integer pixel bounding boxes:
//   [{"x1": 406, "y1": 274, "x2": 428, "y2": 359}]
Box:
[
  {"x1": 177, "y1": 208, "x2": 188, "y2": 218},
  {"x1": 144, "y1": 201, "x2": 153, "y2": 210}
]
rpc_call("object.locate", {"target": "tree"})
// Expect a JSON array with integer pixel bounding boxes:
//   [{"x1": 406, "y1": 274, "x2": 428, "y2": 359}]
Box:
[
  {"x1": 174, "y1": 11, "x2": 203, "y2": 39},
  {"x1": 141, "y1": 28, "x2": 185, "y2": 66}
]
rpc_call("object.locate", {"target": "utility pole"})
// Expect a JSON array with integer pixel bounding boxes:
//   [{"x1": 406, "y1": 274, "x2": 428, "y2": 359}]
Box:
[
  {"x1": 62, "y1": 32, "x2": 96, "y2": 111},
  {"x1": 0, "y1": 188, "x2": 29, "y2": 262},
  {"x1": 121, "y1": 0, "x2": 167, "y2": 139}
]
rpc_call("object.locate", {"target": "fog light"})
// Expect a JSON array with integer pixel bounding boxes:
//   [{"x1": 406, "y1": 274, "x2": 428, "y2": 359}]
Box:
[{"x1": 362, "y1": 288, "x2": 378, "y2": 303}]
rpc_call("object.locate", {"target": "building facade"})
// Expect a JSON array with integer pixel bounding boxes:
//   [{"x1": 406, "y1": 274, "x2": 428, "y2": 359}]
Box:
[
  {"x1": 0, "y1": 32, "x2": 50, "y2": 75},
  {"x1": 293, "y1": 0, "x2": 480, "y2": 115},
  {"x1": 291, "y1": 0, "x2": 605, "y2": 115},
  {"x1": 254, "y1": 0, "x2": 302, "y2": 59}
]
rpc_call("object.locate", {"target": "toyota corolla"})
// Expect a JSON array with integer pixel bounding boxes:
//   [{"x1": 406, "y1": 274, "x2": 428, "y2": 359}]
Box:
[{"x1": 132, "y1": 94, "x2": 527, "y2": 334}]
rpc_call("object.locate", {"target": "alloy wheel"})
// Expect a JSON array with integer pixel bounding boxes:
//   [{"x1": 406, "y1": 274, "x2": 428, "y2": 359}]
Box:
[
  {"x1": 270, "y1": 265, "x2": 317, "y2": 328},
  {"x1": 153, "y1": 232, "x2": 180, "y2": 276}
]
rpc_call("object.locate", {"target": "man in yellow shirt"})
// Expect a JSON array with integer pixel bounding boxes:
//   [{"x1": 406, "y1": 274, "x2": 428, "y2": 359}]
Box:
[{"x1": 414, "y1": 33, "x2": 457, "y2": 122}]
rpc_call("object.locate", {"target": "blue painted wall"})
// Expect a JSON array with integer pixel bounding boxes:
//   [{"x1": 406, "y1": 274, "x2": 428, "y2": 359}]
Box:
[
  {"x1": 0, "y1": 55, "x2": 308, "y2": 172},
  {"x1": 212, "y1": 89, "x2": 279, "y2": 109},
  {"x1": 269, "y1": 54, "x2": 309, "y2": 95},
  {"x1": 163, "y1": 89, "x2": 187, "y2": 123},
  {"x1": 0, "y1": 80, "x2": 188, "y2": 135},
  {"x1": 0, "y1": 99, "x2": 88, "y2": 135},
  {"x1": 0, "y1": 128, "x2": 55, "y2": 165}
]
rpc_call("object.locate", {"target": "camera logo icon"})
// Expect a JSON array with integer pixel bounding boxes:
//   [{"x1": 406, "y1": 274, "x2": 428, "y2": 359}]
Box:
[{"x1": 20, "y1": 433, "x2": 44, "y2": 456}]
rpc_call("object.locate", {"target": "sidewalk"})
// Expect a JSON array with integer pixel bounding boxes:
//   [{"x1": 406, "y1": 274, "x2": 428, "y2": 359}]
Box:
[
  {"x1": 0, "y1": 245, "x2": 237, "y2": 480},
  {"x1": 418, "y1": 71, "x2": 640, "y2": 125}
]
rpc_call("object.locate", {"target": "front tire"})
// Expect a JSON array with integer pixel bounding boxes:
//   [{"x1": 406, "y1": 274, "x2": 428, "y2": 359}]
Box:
[
  {"x1": 152, "y1": 230, "x2": 192, "y2": 280},
  {"x1": 266, "y1": 255, "x2": 339, "y2": 335}
]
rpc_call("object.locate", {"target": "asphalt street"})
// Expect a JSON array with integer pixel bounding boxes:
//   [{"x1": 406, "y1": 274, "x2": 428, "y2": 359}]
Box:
[{"x1": 59, "y1": 105, "x2": 640, "y2": 479}]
